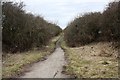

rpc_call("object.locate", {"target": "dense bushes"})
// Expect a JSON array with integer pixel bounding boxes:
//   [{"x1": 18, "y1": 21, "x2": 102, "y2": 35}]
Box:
[
  {"x1": 2, "y1": 2, "x2": 62, "y2": 53},
  {"x1": 64, "y1": 12, "x2": 101, "y2": 47},
  {"x1": 100, "y1": 1, "x2": 120, "y2": 41},
  {"x1": 64, "y1": 1, "x2": 120, "y2": 47}
]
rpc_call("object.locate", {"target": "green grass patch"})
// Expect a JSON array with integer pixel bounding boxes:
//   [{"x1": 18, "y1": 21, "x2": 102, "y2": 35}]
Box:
[{"x1": 2, "y1": 36, "x2": 60, "y2": 78}]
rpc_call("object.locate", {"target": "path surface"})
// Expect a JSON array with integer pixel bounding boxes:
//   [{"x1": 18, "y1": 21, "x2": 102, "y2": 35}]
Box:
[{"x1": 21, "y1": 37, "x2": 69, "y2": 78}]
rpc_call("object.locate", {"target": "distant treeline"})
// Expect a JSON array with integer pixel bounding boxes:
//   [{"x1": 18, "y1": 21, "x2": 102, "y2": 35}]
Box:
[
  {"x1": 64, "y1": 1, "x2": 120, "y2": 47},
  {"x1": 2, "y1": 2, "x2": 62, "y2": 53}
]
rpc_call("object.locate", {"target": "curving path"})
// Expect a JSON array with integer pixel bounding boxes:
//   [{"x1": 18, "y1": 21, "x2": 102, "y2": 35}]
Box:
[{"x1": 21, "y1": 37, "x2": 69, "y2": 78}]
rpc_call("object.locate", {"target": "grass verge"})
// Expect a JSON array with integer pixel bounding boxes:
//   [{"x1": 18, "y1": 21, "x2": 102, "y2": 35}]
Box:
[
  {"x1": 2, "y1": 35, "x2": 60, "y2": 78},
  {"x1": 61, "y1": 41, "x2": 118, "y2": 78}
]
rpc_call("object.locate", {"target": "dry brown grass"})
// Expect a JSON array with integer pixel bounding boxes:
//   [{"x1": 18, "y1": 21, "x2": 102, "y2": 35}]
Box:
[{"x1": 61, "y1": 41, "x2": 118, "y2": 78}]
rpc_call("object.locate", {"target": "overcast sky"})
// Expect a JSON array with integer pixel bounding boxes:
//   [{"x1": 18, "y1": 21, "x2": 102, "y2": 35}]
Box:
[{"x1": 10, "y1": 0, "x2": 113, "y2": 29}]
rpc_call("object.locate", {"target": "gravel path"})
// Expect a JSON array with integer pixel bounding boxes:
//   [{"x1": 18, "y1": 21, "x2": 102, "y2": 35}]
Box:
[{"x1": 21, "y1": 38, "x2": 69, "y2": 78}]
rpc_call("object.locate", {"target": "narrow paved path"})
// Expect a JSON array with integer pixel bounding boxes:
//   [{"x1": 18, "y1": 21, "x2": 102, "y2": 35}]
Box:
[{"x1": 21, "y1": 37, "x2": 69, "y2": 78}]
